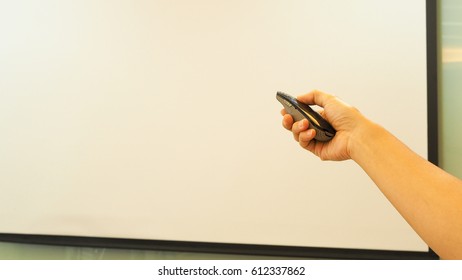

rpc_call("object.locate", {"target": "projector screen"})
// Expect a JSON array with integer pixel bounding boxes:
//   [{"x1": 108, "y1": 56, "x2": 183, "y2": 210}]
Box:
[{"x1": 0, "y1": 0, "x2": 437, "y2": 258}]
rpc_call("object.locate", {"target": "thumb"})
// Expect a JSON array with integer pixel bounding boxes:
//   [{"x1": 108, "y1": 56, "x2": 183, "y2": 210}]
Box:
[{"x1": 297, "y1": 90, "x2": 335, "y2": 108}]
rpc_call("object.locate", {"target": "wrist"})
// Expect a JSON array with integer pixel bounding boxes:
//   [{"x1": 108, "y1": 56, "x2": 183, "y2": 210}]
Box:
[{"x1": 348, "y1": 117, "x2": 387, "y2": 164}]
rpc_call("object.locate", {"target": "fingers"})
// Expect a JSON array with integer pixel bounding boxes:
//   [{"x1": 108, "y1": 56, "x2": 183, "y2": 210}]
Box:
[
  {"x1": 282, "y1": 113, "x2": 293, "y2": 130},
  {"x1": 291, "y1": 118, "x2": 317, "y2": 150},
  {"x1": 296, "y1": 119, "x2": 315, "y2": 147},
  {"x1": 299, "y1": 129, "x2": 316, "y2": 148},
  {"x1": 281, "y1": 112, "x2": 316, "y2": 142},
  {"x1": 280, "y1": 95, "x2": 317, "y2": 146},
  {"x1": 292, "y1": 119, "x2": 309, "y2": 134}
]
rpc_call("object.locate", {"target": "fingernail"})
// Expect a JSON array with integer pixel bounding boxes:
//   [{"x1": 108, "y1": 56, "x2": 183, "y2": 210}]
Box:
[{"x1": 298, "y1": 121, "x2": 305, "y2": 129}]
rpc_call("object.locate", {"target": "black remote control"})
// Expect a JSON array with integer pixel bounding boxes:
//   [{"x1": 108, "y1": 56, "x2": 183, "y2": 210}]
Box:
[{"x1": 277, "y1": 91, "x2": 336, "y2": 142}]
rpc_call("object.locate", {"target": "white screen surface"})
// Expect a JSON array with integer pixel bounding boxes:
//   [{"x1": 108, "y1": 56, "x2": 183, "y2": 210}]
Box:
[{"x1": 0, "y1": 0, "x2": 429, "y2": 252}]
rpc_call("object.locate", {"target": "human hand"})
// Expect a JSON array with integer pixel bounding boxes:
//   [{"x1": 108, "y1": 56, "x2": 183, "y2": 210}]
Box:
[{"x1": 281, "y1": 90, "x2": 369, "y2": 161}]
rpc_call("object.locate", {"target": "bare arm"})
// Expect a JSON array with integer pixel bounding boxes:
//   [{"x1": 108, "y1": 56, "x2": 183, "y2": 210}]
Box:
[{"x1": 281, "y1": 90, "x2": 462, "y2": 259}]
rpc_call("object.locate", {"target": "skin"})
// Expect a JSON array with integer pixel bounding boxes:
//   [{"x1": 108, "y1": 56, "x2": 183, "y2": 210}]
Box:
[{"x1": 281, "y1": 90, "x2": 462, "y2": 259}]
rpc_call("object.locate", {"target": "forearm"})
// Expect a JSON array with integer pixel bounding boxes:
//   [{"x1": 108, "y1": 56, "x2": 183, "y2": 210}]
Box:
[{"x1": 350, "y1": 120, "x2": 462, "y2": 259}]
